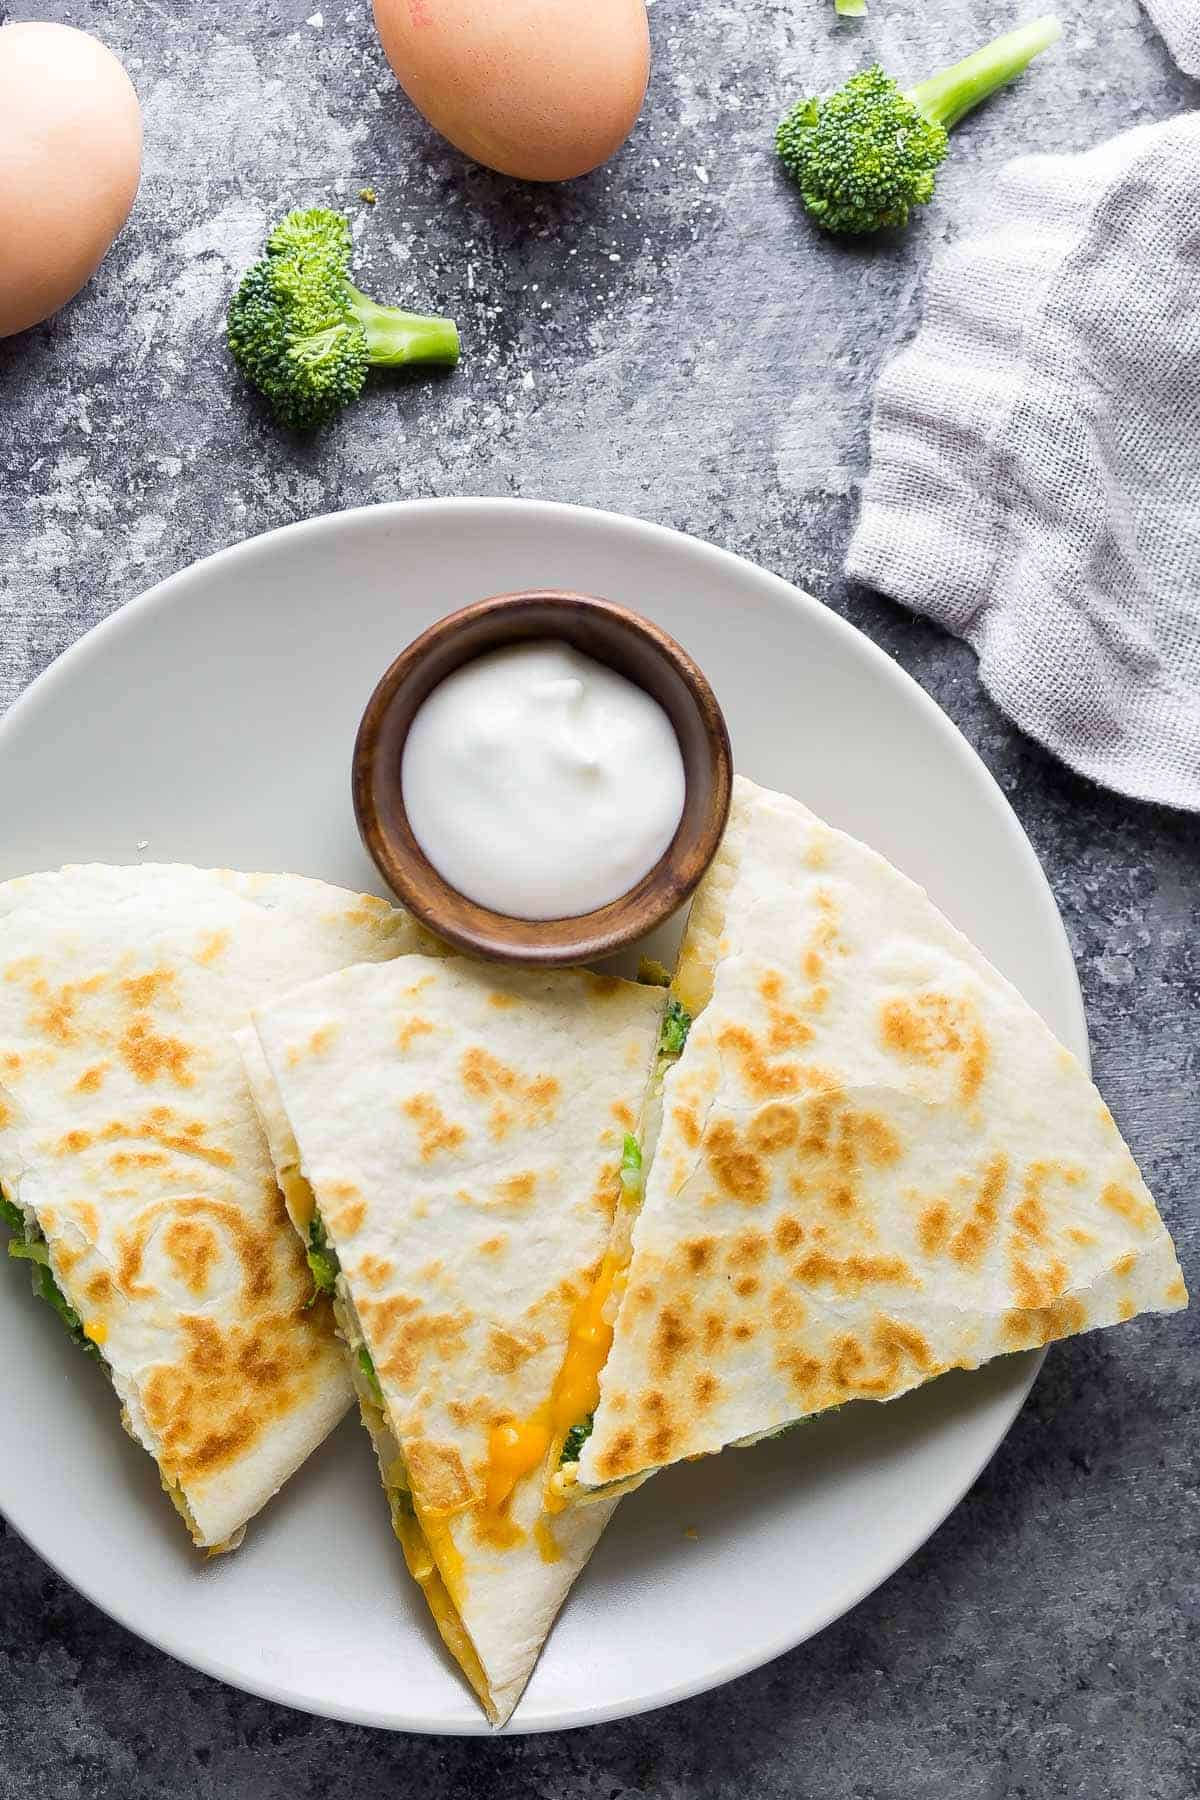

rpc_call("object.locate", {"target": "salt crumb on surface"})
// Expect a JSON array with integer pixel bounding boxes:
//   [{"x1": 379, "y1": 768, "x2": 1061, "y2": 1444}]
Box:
[{"x1": 306, "y1": 10, "x2": 323, "y2": 24}]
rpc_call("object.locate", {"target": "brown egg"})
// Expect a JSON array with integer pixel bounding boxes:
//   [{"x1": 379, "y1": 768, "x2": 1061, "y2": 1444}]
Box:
[
  {"x1": 0, "y1": 22, "x2": 142, "y2": 338},
  {"x1": 372, "y1": 0, "x2": 649, "y2": 183}
]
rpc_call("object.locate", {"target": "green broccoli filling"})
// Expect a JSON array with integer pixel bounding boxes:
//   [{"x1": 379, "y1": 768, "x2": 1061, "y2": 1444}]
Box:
[
  {"x1": 1, "y1": 1186, "x2": 103, "y2": 1363},
  {"x1": 357, "y1": 1342, "x2": 384, "y2": 1404},
  {"x1": 305, "y1": 1209, "x2": 340, "y2": 1305},
  {"x1": 560, "y1": 1414, "x2": 594, "y2": 1466},
  {"x1": 637, "y1": 957, "x2": 672, "y2": 988},
  {"x1": 659, "y1": 998, "x2": 692, "y2": 1059},
  {"x1": 619, "y1": 1131, "x2": 643, "y2": 1202}
]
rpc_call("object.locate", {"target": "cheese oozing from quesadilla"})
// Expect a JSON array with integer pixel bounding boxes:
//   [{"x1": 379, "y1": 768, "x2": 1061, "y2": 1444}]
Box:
[
  {"x1": 570, "y1": 778, "x2": 1187, "y2": 1495},
  {"x1": 0, "y1": 864, "x2": 431, "y2": 1550},
  {"x1": 245, "y1": 955, "x2": 664, "y2": 1725}
]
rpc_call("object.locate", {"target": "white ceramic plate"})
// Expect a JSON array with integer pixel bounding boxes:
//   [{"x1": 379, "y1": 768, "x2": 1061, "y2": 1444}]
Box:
[{"x1": 0, "y1": 500, "x2": 1086, "y2": 1735}]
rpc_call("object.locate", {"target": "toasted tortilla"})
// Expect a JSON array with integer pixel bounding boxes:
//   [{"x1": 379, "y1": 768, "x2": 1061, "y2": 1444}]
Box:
[
  {"x1": 0, "y1": 864, "x2": 429, "y2": 1549},
  {"x1": 577, "y1": 778, "x2": 1187, "y2": 1493},
  {"x1": 247, "y1": 955, "x2": 663, "y2": 1724}
]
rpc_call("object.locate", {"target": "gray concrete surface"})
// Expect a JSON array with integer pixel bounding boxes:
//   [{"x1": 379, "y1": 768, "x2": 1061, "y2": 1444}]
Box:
[{"x1": 1, "y1": 0, "x2": 1197, "y2": 1794}]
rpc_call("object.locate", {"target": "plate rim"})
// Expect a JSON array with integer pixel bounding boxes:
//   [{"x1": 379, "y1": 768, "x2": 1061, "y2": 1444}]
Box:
[{"x1": 0, "y1": 496, "x2": 1086, "y2": 1734}]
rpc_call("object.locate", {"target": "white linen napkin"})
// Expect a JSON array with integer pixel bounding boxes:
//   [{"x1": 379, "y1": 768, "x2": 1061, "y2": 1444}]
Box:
[
  {"x1": 1142, "y1": 0, "x2": 1200, "y2": 75},
  {"x1": 846, "y1": 111, "x2": 1200, "y2": 811}
]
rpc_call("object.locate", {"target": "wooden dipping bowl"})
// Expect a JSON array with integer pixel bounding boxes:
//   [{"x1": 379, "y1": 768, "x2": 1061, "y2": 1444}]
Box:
[{"x1": 352, "y1": 589, "x2": 733, "y2": 966}]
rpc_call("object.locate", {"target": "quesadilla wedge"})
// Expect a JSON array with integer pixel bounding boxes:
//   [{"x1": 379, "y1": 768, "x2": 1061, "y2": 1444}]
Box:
[
  {"x1": 0, "y1": 863, "x2": 430, "y2": 1550},
  {"x1": 564, "y1": 777, "x2": 1187, "y2": 1497},
  {"x1": 245, "y1": 954, "x2": 664, "y2": 1724}
]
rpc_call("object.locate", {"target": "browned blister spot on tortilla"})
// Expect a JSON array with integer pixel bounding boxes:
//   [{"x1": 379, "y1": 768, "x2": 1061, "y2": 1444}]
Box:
[
  {"x1": 120, "y1": 968, "x2": 177, "y2": 1011},
  {"x1": 1010, "y1": 1256, "x2": 1071, "y2": 1309},
  {"x1": 143, "y1": 1305, "x2": 326, "y2": 1486},
  {"x1": 116, "y1": 1229, "x2": 153, "y2": 1297},
  {"x1": 402, "y1": 1093, "x2": 467, "y2": 1162},
  {"x1": 27, "y1": 977, "x2": 93, "y2": 1046},
  {"x1": 734, "y1": 1275, "x2": 759, "y2": 1297},
  {"x1": 479, "y1": 1234, "x2": 507, "y2": 1257},
  {"x1": 488, "y1": 991, "x2": 517, "y2": 1009},
  {"x1": 702, "y1": 1311, "x2": 726, "y2": 1355},
  {"x1": 98, "y1": 1111, "x2": 235, "y2": 1169},
  {"x1": 461, "y1": 1048, "x2": 560, "y2": 1130},
  {"x1": 493, "y1": 1170, "x2": 537, "y2": 1210},
  {"x1": 72, "y1": 1063, "x2": 108, "y2": 1095},
  {"x1": 356, "y1": 1253, "x2": 394, "y2": 1289},
  {"x1": 1001, "y1": 1294, "x2": 1087, "y2": 1350},
  {"x1": 406, "y1": 1438, "x2": 479, "y2": 1516},
  {"x1": 1113, "y1": 1250, "x2": 1137, "y2": 1279},
  {"x1": 85, "y1": 1270, "x2": 114, "y2": 1306},
  {"x1": 950, "y1": 1155, "x2": 1009, "y2": 1268},
  {"x1": 705, "y1": 1117, "x2": 769, "y2": 1205},
  {"x1": 918, "y1": 1200, "x2": 950, "y2": 1256},
  {"x1": 164, "y1": 1218, "x2": 221, "y2": 1295},
  {"x1": 594, "y1": 1428, "x2": 638, "y2": 1481},
  {"x1": 1118, "y1": 1297, "x2": 1136, "y2": 1321},
  {"x1": 324, "y1": 1182, "x2": 366, "y2": 1236},
  {"x1": 119, "y1": 1196, "x2": 280, "y2": 1308},
  {"x1": 56, "y1": 1128, "x2": 93, "y2": 1156},
  {"x1": 793, "y1": 1249, "x2": 916, "y2": 1296},
  {"x1": 195, "y1": 930, "x2": 230, "y2": 966},
  {"x1": 880, "y1": 990, "x2": 989, "y2": 1106},
  {"x1": 682, "y1": 1236, "x2": 716, "y2": 1273},
  {"x1": 611, "y1": 1100, "x2": 636, "y2": 1130},
  {"x1": 729, "y1": 1228, "x2": 769, "y2": 1268},
  {"x1": 1068, "y1": 1226, "x2": 1097, "y2": 1248},
  {"x1": 487, "y1": 1324, "x2": 541, "y2": 1375},
  {"x1": 717, "y1": 1024, "x2": 800, "y2": 1101},
  {"x1": 397, "y1": 1017, "x2": 434, "y2": 1052},
  {"x1": 650, "y1": 1304, "x2": 694, "y2": 1377},
  {"x1": 1166, "y1": 1277, "x2": 1187, "y2": 1305},
  {"x1": 1100, "y1": 1182, "x2": 1156, "y2": 1232},
  {"x1": 365, "y1": 1292, "x2": 473, "y2": 1388},
  {"x1": 119, "y1": 1017, "x2": 195, "y2": 1088},
  {"x1": 693, "y1": 1372, "x2": 719, "y2": 1408},
  {"x1": 673, "y1": 1103, "x2": 703, "y2": 1151},
  {"x1": 748, "y1": 1102, "x2": 800, "y2": 1156},
  {"x1": 773, "y1": 1216, "x2": 804, "y2": 1255},
  {"x1": 74, "y1": 1201, "x2": 100, "y2": 1241}
]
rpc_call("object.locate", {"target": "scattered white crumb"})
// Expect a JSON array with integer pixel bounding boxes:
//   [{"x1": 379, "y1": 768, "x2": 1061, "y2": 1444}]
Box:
[
  {"x1": 136, "y1": 840, "x2": 149, "y2": 852},
  {"x1": 609, "y1": 253, "x2": 621, "y2": 262},
  {"x1": 694, "y1": 165, "x2": 709, "y2": 183},
  {"x1": 521, "y1": 371, "x2": 534, "y2": 389},
  {"x1": 306, "y1": 10, "x2": 323, "y2": 24}
]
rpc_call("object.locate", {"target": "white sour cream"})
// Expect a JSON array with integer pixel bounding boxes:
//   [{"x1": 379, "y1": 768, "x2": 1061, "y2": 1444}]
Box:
[{"x1": 401, "y1": 640, "x2": 686, "y2": 920}]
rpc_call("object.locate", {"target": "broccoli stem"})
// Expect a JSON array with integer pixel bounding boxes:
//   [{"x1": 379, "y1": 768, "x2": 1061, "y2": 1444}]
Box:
[
  {"x1": 347, "y1": 286, "x2": 461, "y2": 368},
  {"x1": 908, "y1": 15, "x2": 1062, "y2": 131}
]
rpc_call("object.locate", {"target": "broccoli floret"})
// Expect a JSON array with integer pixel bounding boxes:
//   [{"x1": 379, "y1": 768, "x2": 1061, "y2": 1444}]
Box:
[
  {"x1": 560, "y1": 1414, "x2": 594, "y2": 1465},
  {"x1": 776, "y1": 16, "x2": 1061, "y2": 235},
  {"x1": 228, "y1": 206, "x2": 460, "y2": 430}
]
